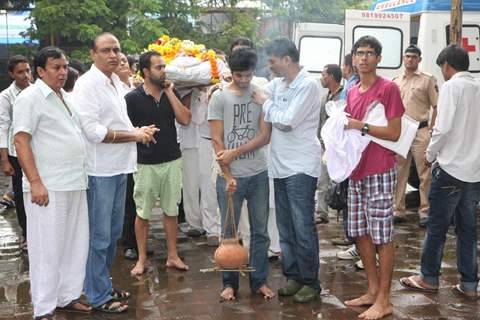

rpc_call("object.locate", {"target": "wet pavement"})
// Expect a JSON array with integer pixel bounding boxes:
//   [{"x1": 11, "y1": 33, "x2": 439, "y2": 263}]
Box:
[{"x1": 0, "y1": 175, "x2": 479, "y2": 319}]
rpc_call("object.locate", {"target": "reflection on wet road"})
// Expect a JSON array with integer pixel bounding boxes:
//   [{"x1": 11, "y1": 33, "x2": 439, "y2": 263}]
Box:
[{"x1": 0, "y1": 187, "x2": 479, "y2": 319}]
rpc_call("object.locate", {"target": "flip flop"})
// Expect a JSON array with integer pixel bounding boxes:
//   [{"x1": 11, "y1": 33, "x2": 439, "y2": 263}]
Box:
[
  {"x1": 399, "y1": 275, "x2": 438, "y2": 293},
  {"x1": 56, "y1": 298, "x2": 92, "y2": 313},
  {"x1": 452, "y1": 284, "x2": 479, "y2": 301}
]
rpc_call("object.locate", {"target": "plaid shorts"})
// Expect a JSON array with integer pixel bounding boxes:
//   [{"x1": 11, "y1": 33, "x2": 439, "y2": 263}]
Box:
[{"x1": 347, "y1": 168, "x2": 397, "y2": 245}]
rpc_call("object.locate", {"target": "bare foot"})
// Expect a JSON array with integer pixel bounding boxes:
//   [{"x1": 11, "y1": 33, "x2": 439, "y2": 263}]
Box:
[
  {"x1": 358, "y1": 302, "x2": 393, "y2": 320},
  {"x1": 345, "y1": 292, "x2": 377, "y2": 307},
  {"x1": 220, "y1": 287, "x2": 236, "y2": 301},
  {"x1": 257, "y1": 285, "x2": 276, "y2": 300},
  {"x1": 130, "y1": 259, "x2": 149, "y2": 276},
  {"x1": 166, "y1": 257, "x2": 189, "y2": 271}
]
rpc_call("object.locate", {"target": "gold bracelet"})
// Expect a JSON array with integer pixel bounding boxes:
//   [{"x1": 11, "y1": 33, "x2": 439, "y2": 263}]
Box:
[{"x1": 112, "y1": 131, "x2": 116, "y2": 143}]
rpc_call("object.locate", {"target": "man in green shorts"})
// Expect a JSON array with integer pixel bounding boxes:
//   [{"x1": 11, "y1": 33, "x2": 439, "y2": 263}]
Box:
[{"x1": 125, "y1": 51, "x2": 192, "y2": 275}]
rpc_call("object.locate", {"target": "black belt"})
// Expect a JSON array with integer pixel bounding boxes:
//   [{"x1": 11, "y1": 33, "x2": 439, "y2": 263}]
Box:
[{"x1": 418, "y1": 120, "x2": 428, "y2": 129}]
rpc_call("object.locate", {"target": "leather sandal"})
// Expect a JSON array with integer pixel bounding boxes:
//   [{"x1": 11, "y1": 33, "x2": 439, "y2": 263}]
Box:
[
  {"x1": 94, "y1": 299, "x2": 128, "y2": 314},
  {"x1": 111, "y1": 288, "x2": 130, "y2": 301},
  {"x1": 56, "y1": 298, "x2": 92, "y2": 313}
]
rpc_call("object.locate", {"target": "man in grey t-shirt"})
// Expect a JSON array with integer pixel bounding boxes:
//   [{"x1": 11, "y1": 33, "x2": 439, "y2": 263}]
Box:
[
  {"x1": 209, "y1": 86, "x2": 267, "y2": 177},
  {"x1": 208, "y1": 48, "x2": 274, "y2": 301}
]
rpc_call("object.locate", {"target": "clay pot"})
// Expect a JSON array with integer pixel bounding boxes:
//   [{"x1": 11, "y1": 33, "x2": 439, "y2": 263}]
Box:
[{"x1": 214, "y1": 239, "x2": 249, "y2": 269}]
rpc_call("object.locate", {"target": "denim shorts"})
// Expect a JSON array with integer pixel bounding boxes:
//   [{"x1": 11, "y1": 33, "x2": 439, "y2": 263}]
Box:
[{"x1": 348, "y1": 168, "x2": 396, "y2": 245}]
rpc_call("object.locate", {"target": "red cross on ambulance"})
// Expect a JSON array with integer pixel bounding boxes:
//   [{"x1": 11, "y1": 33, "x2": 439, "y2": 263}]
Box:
[{"x1": 462, "y1": 37, "x2": 476, "y2": 53}]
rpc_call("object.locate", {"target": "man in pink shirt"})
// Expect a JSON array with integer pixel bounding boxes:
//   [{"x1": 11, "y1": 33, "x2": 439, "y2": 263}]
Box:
[{"x1": 343, "y1": 36, "x2": 404, "y2": 320}]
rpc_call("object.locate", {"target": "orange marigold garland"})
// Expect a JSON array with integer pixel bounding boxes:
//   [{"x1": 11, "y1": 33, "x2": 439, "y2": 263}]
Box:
[{"x1": 147, "y1": 35, "x2": 220, "y2": 84}]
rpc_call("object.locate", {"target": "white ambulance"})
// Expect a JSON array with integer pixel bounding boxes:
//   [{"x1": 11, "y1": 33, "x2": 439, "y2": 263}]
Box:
[{"x1": 294, "y1": 0, "x2": 480, "y2": 83}]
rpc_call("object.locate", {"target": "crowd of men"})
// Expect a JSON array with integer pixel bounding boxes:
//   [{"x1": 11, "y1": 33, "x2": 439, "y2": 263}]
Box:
[{"x1": 0, "y1": 30, "x2": 479, "y2": 320}]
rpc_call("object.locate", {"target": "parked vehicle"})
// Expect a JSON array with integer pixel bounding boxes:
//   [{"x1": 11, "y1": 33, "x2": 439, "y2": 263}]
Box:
[
  {"x1": 294, "y1": 0, "x2": 480, "y2": 189},
  {"x1": 294, "y1": 0, "x2": 480, "y2": 84}
]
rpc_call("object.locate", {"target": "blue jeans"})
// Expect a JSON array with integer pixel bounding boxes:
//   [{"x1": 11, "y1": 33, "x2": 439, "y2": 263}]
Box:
[
  {"x1": 216, "y1": 170, "x2": 270, "y2": 292},
  {"x1": 274, "y1": 174, "x2": 320, "y2": 289},
  {"x1": 421, "y1": 165, "x2": 480, "y2": 292},
  {"x1": 84, "y1": 174, "x2": 127, "y2": 307}
]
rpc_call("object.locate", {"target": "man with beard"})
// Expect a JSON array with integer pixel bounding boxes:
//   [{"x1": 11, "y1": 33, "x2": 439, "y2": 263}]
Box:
[
  {"x1": 126, "y1": 50, "x2": 191, "y2": 276},
  {"x1": 74, "y1": 33, "x2": 157, "y2": 313},
  {"x1": 0, "y1": 55, "x2": 31, "y2": 247}
]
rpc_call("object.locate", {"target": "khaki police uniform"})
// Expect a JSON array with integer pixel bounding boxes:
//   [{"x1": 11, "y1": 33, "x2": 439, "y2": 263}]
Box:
[{"x1": 393, "y1": 70, "x2": 438, "y2": 218}]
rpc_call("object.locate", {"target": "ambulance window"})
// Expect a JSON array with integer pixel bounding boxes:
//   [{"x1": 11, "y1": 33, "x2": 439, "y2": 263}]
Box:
[
  {"x1": 446, "y1": 25, "x2": 480, "y2": 73},
  {"x1": 298, "y1": 36, "x2": 342, "y2": 73},
  {"x1": 353, "y1": 26, "x2": 403, "y2": 69}
]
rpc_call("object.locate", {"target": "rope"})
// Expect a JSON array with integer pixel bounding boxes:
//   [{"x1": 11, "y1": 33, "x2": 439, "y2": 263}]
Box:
[{"x1": 220, "y1": 194, "x2": 238, "y2": 242}]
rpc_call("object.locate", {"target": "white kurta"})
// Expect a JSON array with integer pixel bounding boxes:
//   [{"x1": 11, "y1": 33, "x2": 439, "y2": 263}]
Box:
[{"x1": 13, "y1": 79, "x2": 89, "y2": 317}]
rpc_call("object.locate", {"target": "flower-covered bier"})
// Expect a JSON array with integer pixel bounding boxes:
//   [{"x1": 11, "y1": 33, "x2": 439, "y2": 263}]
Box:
[{"x1": 146, "y1": 35, "x2": 223, "y2": 86}]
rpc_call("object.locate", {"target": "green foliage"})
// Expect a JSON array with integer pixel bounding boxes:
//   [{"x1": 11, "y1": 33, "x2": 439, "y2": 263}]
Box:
[
  {"x1": 27, "y1": 0, "x2": 198, "y2": 62},
  {"x1": 0, "y1": 0, "x2": 33, "y2": 10},
  {"x1": 25, "y1": 0, "x2": 373, "y2": 63},
  {"x1": 196, "y1": 8, "x2": 260, "y2": 53},
  {"x1": 9, "y1": 43, "x2": 38, "y2": 61}
]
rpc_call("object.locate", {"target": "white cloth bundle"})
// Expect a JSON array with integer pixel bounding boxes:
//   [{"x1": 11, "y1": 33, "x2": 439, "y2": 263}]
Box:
[
  {"x1": 325, "y1": 100, "x2": 347, "y2": 117},
  {"x1": 166, "y1": 56, "x2": 227, "y2": 87},
  {"x1": 321, "y1": 110, "x2": 370, "y2": 182},
  {"x1": 321, "y1": 100, "x2": 418, "y2": 182}
]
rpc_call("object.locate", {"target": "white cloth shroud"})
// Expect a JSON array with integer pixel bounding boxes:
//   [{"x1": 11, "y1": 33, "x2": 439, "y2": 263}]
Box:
[
  {"x1": 166, "y1": 56, "x2": 227, "y2": 88},
  {"x1": 321, "y1": 101, "x2": 418, "y2": 182}
]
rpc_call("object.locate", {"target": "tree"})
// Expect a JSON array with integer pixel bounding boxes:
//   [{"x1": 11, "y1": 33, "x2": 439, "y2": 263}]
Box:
[
  {"x1": 0, "y1": 0, "x2": 33, "y2": 10},
  {"x1": 27, "y1": 0, "x2": 111, "y2": 61},
  {"x1": 27, "y1": 0, "x2": 197, "y2": 61},
  {"x1": 28, "y1": 0, "x2": 367, "y2": 63}
]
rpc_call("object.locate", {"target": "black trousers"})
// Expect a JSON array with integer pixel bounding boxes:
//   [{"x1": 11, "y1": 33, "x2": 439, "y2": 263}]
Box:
[
  {"x1": 9, "y1": 156, "x2": 26, "y2": 239},
  {"x1": 122, "y1": 173, "x2": 137, "y2": 249}
]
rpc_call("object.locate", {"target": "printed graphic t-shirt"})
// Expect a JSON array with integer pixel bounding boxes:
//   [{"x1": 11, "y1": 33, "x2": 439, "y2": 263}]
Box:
[
  {"x1": 345, "y1": 77, "x2": 405, "y2": 180},
  {"x1": 208, "y1": 85, "x2": 267, "y2": 178}
]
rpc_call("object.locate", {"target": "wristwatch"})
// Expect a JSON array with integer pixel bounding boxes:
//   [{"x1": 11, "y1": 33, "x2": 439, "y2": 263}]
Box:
[{"x1": 361, "y1": 123, "x2": 369, "y2": 136}]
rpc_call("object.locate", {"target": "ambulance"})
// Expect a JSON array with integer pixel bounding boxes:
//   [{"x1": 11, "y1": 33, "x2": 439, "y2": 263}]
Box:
[{"x1": 294, "y1": 0, "x2": 480, "y2": 83}]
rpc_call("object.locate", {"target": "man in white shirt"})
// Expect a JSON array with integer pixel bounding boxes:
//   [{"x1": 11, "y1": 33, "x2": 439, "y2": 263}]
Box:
[
  {"x1": 178, "y1": 87, "x2": 221, "y2": 244},
  {"x1": 400, "y1": 44, "x2": 480, "y2": 301},
  {"x1": 0, "y1": 55, "x2": 31, "y2": 245},
  {"x1": 252, "y1": 37, "x2": 322, "y2": 303},
  {"x1": 73, "y1": 32, "x2": 157, "y2": 313},
  {"x1": 14, "y1": 46, "x2": 91, "y2": 320}
]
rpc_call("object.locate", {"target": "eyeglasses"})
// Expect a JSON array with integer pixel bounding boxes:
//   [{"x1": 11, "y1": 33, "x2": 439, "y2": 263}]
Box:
[{"x1": 354, "y1": 51, "x2": 377, "y2": 58}]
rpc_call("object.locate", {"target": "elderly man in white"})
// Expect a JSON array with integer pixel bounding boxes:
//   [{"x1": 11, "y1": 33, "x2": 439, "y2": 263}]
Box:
[{"x1": 14, "y1": 47, "x2": 91, "y2": 320}]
